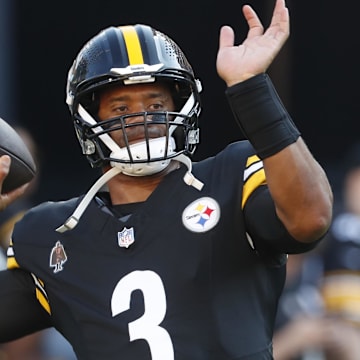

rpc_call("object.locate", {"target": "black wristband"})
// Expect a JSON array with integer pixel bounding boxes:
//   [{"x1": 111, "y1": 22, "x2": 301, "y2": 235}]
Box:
[{"x1": 225, "y1": 73, "x2": 300, "y2": 159}]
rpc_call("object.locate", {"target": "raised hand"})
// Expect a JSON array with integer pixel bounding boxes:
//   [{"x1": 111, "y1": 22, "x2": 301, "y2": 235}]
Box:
[{"x1": 216, "y1": 0, "x2": 290, "y2": 86}]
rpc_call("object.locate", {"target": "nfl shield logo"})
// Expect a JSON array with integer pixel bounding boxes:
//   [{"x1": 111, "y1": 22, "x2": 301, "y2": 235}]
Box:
[{"x1": 117, "y1": 227, "x2": 135, "y2": 248}]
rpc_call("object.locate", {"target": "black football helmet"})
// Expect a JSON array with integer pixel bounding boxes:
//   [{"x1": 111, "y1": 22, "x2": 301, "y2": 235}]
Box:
[
  {"x1": 57, "y1": 24, "x2": 204, "y2": 232},
  {"x1": 66, "y1": 24, "x2": 202, "y2": 176}
]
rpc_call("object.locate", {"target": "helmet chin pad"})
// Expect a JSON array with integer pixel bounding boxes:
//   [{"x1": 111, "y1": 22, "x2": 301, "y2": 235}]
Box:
[{"x1": 110, "y1": 136, "x2": 176, "y2": 176}]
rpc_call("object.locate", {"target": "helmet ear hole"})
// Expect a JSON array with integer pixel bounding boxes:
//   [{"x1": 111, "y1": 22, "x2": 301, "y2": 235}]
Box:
[
  {"x1": 170, "y1": 82, "x2": 193, "y2": 112},
  {"x1": 172, "y1": 127, "x2": 185, "y2": 153}
]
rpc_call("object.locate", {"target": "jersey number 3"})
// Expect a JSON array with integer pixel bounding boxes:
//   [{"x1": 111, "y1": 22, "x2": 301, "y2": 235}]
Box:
[{"x1": 111, "y1": 270, "x2": 175, "y2": 359}]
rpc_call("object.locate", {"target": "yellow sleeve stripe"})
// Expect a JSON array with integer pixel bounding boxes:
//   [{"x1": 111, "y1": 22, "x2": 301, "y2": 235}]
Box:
[
  {"x1": 6, "y1": 240, "x2": 20, "y2": 269},
  {"x1": 7, "y1": 256, "x2": 20, "y2": 269},
  {"x1": 35, "y1": 288, "x2": 51, "y2": 315},
  {"x1": 121, "y1": 26, "x2": 144, "y2": 65},
  {"x1": 31, "y1": 273, "x2": 51, "y2": 315},
  {"x1": 242, "y1": 155, "x2": 267, "y2": 209},
  {"x1": 6, "y1": 239, "x2": 51, "y2": 315}
]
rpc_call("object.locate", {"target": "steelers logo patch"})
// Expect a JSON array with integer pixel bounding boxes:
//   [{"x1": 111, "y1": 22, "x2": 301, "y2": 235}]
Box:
[{"x1": 182, "y1": 197, "x2": 220, "y2": 233}]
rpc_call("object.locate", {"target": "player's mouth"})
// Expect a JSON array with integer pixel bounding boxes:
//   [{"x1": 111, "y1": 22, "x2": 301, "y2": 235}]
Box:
[{"x1": 113, "y1": 125, "x2": 168, "y2": 148}]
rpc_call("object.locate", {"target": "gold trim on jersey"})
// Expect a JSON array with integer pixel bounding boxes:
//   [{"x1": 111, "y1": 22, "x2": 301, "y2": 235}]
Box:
[
  {"x1": 6, "y1": 240, "x2": 51, "y2": 314},
  {"x1": 6, "y1": 239, "x2": 20, "y2": 269},
  {"x1": 242, "y1": 155, "x2": 266, "y2": 209},
  {"x1": 6, "y1": 257, "x2": 19, "y2": 269},
  {"x1": 121, "y1": 26, "x2": 144, "y2": 65},
  {"x1": 31, "y1": 273, "x2": 51, "y2": 315}
]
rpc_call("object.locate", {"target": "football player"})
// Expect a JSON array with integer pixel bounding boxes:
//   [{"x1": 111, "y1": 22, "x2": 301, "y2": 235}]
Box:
[{"x1": 0, "y1": 0, "x2": 332, "y2": 358}]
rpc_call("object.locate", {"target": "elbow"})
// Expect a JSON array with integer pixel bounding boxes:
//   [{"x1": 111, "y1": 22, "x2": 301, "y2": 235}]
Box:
[
  {"x1": 282, "y1": 196, "x2": 333, "y2": 243},
  {"x1": 304, "y1": 210, "x2": 333, "y2": 243}
]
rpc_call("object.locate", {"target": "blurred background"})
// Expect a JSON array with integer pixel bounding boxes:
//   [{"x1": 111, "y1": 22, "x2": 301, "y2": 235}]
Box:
[
  {"x1": 1, "y1": 1, "x2": 360, "y2": 359},
  {"x1": 0, "y1": 0, "x2": 358, "y2": 204}
]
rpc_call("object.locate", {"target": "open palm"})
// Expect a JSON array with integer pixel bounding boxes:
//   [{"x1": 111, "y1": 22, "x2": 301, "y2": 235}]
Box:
[{"x1": 216, "y1": 0, "x2": 289, "y2": 87}]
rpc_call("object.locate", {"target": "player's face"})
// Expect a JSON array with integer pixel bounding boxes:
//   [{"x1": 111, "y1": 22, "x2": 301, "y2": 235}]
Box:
[{"x1": 97, "y1": 83, "x2": 175, "y2": 147}]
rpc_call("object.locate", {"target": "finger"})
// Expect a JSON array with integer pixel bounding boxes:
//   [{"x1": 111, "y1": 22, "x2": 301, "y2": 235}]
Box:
[
  {"x1": 0, "y1": 193, "x2": 9, "y2": 211},
  {"x1": 270, "y1": 0, "x2": 289, "y2": 26},
  {"x1": 267, "y1": 0, "x2": 289, "y2": 38},
  {"x1": 218, "y1": 25, "x2": 235, "y2": 49},
  {"x1": 242, "y1": 4, "x2": 264, "y2": 37},
  {"x1": 273, "y1": 0, "x2": 287, "y2": 16},
  {"x1": 0, "y1": 155, "x2": 11, "y2": 179},
  {"x1": 0, "y1": 183, "x2": 29, "y2": 211},
  {"x1": 0, "y1": 155, "x2": 11, "y2": 195}
]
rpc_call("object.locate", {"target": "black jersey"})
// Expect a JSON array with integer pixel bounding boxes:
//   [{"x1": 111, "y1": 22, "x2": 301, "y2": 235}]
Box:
[{"x1": 3, "y1": 141, "x2": 304, "y2": 359}]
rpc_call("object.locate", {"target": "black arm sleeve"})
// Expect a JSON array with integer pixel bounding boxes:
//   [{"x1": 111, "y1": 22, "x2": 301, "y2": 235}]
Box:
[
  {"x1": 226, "y1": 74, "x2": 300, "y2": 159},
  {"x1": 244, "y1": 186, "x2": 322, "y2": 254},
  {"x1": 0, "y1": 269, "x2": 52, "y2": 342}
]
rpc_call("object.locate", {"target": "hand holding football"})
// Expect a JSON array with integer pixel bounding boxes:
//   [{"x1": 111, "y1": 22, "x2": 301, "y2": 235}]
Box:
[{"x1": 0, "y1": 117, "x2": 37, "y2": 194}]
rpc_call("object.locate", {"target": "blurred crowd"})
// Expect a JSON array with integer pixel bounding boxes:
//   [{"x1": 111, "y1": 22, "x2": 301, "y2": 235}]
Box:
[{"x1": 273, "y1": 143, "x2": 360, "y2": 359}]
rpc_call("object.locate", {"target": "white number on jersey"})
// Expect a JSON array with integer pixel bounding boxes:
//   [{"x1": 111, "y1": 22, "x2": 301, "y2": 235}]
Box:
[{"x1": 111, "y1": 270, "x2": 175, "y2": 359}]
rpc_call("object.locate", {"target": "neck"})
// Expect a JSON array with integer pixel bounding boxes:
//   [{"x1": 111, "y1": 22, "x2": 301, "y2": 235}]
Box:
[{"x1": 104, "y1": 160, "x2": 180, "y2": 205}]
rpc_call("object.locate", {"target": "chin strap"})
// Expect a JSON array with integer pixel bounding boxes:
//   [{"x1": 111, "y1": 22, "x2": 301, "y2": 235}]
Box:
[
  {"x1": 55, "y1": 167, "x2": 122, "y2": 233},
  {"x1": 174, "y1": 154, "x2": 204, "y2": 191},
  {"x1": 55, "y1": 156, "x2": 204, "y2": 233}
]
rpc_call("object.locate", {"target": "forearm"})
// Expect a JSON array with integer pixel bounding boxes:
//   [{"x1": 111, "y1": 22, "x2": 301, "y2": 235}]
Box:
[
  {"x1": 263, "y1": 139, "x2": 333, "y2": 242},
  {"x1": 226, "y1": 74, "x2": 333, "y2": 242}
]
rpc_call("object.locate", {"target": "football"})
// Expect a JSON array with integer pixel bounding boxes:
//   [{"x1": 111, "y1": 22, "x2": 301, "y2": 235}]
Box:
[{"x1": 0, "y1": 117, "x2": 37, "y2": 193}]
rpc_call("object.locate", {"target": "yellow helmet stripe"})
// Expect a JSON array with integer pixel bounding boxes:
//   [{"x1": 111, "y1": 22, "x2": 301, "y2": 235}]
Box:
[{"x1": 121, "y1": 26, "x2": 144, "y2": 65}]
